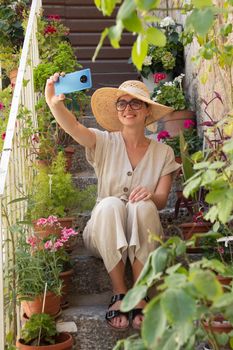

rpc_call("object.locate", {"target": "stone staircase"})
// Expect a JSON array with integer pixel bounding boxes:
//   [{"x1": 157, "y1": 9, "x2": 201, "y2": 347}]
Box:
[{"x1": 56, "y1": 115, "x2": 190, "y2": 350}]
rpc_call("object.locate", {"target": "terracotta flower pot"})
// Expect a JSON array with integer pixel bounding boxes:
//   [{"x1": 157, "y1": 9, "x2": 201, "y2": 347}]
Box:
[
  {"x1": 179, "y1": 221, "x2": 212, "y2": 241},
  {"x1": 8, "y1": 68, "x2": 18, "y2": 86},
  {"x1": 33, "y1": 217, "x2": 75, "y2": 238},
  {"x1": 60, "y1": 269, "x2": 74, "y2": 307},
  {"x1": 21, "y1": 292, "x2": 61, "y2": 318},
  {"x1": 162, "y1": 110, "x2": 195, "y2": 137},
  {"x1": 16, "y1": 332, "x2": 73, "y2": 350},
  {"x1": 217, "y1": 275, "x2": 233, "y2": 289}
]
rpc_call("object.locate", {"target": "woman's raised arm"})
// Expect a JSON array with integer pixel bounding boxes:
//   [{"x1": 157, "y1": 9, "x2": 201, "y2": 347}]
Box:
[{"x1": 45, "y1": 73, "x2": 96, "y2": 149}]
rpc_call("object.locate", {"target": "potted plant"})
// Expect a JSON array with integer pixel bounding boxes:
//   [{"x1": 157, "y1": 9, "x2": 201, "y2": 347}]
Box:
[
  {"x1": 139, "y1": 16, "x2": 184, "y2": 92},
  {"x1": 0, "y1": 0, "x2": 29, "y2": 83},
  {"x1": 28, "y1": 152, "x2": 78, "y2": 227},
  {"x1": 16, "y1": 234, "x2": 62, "y2": 318},
  {"x1": 152, "y1": 73, "x2": 195, "y2": 136},
  {"x1": 16, "y1": 313, "x2": 73, "y2": 349},
  {"x1": 114, "y1": 236, "x2": 233, "y2": 350}
]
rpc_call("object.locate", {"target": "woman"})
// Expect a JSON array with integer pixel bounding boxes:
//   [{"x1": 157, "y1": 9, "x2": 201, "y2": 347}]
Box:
[{"x1": 45, "y1": 76, "x2": 180, "y2": 331}]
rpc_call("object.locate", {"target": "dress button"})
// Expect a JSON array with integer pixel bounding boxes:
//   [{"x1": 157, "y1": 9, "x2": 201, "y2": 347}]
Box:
[
  {"x1": 127, "y1": 171, "x2": 132, "y2": 176},
  {"x1": 123, "y1": 187, "x2": 128, "y2": 192}
]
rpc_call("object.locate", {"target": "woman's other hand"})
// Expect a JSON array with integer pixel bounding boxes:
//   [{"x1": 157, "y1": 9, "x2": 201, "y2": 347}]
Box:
[
  {"x1": 129, "y1": 186, "x2": 152, "y2": 203},
  {"x1": 45, "y1": 72, "x2": 65, "y2": 108}
]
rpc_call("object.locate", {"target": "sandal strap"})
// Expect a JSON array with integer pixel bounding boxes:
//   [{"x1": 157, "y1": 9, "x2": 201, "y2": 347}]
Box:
[
  {"x1": 108, "y1": 293, "x2": 125, "y2": 307},
  {"x1": 131, "y1": 308, "x2": 143, "y2": 319},
  {"x1": 105, "y1": 309, "x2": 128, "y2": 321}
]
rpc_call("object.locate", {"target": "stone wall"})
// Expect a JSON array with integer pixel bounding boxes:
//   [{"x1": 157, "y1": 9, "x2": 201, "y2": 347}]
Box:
[{"x1": 158, "y1": 0, "x2": 233, "y2": 127}]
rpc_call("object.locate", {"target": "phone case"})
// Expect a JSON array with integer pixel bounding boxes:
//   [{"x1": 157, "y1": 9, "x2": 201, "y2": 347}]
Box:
[{"x1": 54, "y1": 69, "x2": 92, "y2": 95}]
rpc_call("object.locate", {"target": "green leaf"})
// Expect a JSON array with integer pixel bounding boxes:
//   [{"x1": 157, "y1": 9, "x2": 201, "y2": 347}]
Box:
[
  {"x1": 94, "y1": 0, "x2": 119, "y2": 16},
  {"x1": 135, "y1": 0, "x2": 160, "y2": 11},
  {"x1": 151, "y1": 246, "x2": 168, "y2": 275},
  {"x1": 161, "y1": 289, "x2": 196, "y2": 325},
  {"x1": 121, "y1": 285, "x2": 148, "y2": 312},
  {"x1": 108, "y1": 21, "x2": 123, "y2": 48},
  {"x1": 122, "y1": 11, "x2": 143, "y2": 33},
  {"x1": 183, "y1": 177, "x2": 201, "y2": 198},
  {"x1": 213, "y1": 292, "x2": 233, "y2": 308},
  {"x1": 189, "y1": 269, "x2": 223, "y2": 301},
  {"x1": 187, "y1": 8, "x2": 215, "y2": 36},
  {"x1": 205, "y1": 189, "x2": 228, "y2": 204},
  {"x1": 132, "y1": 35, "x2": 148, "y2": 70},
  {"x1": 92, "y1": 28, "x2": 109, "y2": 61},
  {"x1": 192, "y1": 0, "x2": 213, "y2": 8},
  {"x1": 142, "y1": 298, "x2": 167, "y2": 348},
  {"x1": 201, "y1": 169, "x2": 217, "y2": 186},
  {"x1": 204, "y1": 205, "x2": 219, "y2": 223},
  {"x1": 218, "y1": 197, "x2": 233, "y2": 224},
  {"x1": 145, "y1": 27, "x2": 166, "y2": 46},
  {"x1": 117, "y1": 0, "x2": 136, "y2": 21}
]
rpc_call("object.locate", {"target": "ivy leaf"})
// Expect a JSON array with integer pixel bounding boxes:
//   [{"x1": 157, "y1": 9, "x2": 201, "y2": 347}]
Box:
[
  {"x1": 161, "y1": 289, "x2": 196, "y2": 326},
  {"x1": 121, "y1": 285, "x2": 148, "y2": 312},
  {"x1": 145, "y1": 27, "x2": 166, "y2": 46},
  {"x1": 142, "y1": 298, "x2": 167, "y2": 348},
  {"x1": 132, "y1": 35, "x2": 148, "y2": 70},
  {"x1": 117, "y1": 0, "x2": 136, "y2": 21},
  {"x1": 122, "y1": 11, "x2": 142, "y2": 33},
  {"x1": 186, "y1": 8, "x2": 214, "y2": 36}
]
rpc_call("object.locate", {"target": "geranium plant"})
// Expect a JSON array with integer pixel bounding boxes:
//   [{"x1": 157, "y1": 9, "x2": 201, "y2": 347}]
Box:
[
  {"x1": 0, "y1": 86, "x2": 13, "y2": 154},
  {"x1": 152, "y1": 73, "x2": 188, "y2": 110},
  {"x1": 157, "y1": 119, "x2": 203, "y2": 157},
  {"x1": 140, "y1": 16, "x2": 184, "y2": 79}
]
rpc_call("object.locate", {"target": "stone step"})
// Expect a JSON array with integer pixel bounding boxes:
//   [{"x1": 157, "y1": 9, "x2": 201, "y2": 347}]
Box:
[{"x1": 58, "y1": 294, "x2": 138, "y2": 350}]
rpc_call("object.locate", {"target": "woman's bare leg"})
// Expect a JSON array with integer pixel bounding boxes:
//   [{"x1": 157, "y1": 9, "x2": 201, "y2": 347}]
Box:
[
  {"x1": 108, "y1": 260, "x2": 128, "y2": 328},
  {"x1": 131, "y1": 258, "x2": 147, "y2": 328}
]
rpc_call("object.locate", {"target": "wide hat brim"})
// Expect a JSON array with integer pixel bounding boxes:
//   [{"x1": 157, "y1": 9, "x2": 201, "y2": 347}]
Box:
[{"x1": 91, "y1": 87, "x2": 173, "y2": 131}]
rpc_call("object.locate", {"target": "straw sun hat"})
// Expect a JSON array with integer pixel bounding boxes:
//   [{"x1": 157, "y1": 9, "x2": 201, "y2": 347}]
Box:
[{"x1": 91, "y1": 80, "x2": 173, "y2": 132}]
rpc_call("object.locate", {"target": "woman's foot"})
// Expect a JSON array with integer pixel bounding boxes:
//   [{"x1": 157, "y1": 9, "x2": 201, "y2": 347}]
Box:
[
  {"x1": 131, "y1": 297, "x2": 149, "y2": 330},
  {"x1": 105, "y1": 294, "x2": 129, "y2": 330}
]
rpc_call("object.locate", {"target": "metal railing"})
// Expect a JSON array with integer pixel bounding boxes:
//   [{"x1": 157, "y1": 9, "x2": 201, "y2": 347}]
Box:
[{"x1": 0, "y1": 0, "x2": 41, "y2": 347}]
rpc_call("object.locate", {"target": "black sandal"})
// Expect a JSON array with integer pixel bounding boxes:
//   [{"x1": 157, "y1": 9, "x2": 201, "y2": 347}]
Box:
[
  {"x1": 105, "y1": 294, "x2": 130, "y2": 331},
  {"x1": 131, "y1": 296, "x2": 150, "y2": 330}
]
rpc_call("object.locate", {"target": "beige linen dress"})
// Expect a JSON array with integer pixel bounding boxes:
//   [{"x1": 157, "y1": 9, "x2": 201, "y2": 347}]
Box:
[{"x1": 83, "y1": 128, "x2": 180, "y2": 273}]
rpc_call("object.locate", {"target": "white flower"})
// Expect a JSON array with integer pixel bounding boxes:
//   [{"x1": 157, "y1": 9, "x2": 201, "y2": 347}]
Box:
[
  {"x1": 173, "y1": 73, "x2": 185, "y2": 84},
  {"x1": 152, "y1": 96, "x2": 157, "y2": 101},
  {"x1": 143, "y1": 56, "x2": 152, "y2": 66},
  {"x1": 160, "y1": 16, "x2": 175, "y2": 28},
  {"x1": 164, "y1": 81, "x2": 174, "y2": 87},
  {"x1": 156, "y1": 90, "x2": 162, "y2": 95}
]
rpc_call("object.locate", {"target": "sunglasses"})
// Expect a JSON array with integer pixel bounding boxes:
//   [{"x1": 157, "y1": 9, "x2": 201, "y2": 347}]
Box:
[{"x1": 116, "y1": 98, "x2": 146, "y2": 111}]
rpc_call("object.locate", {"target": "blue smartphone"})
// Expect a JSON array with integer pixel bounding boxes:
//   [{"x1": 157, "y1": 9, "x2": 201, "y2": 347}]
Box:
[{"x1": 54, "y1": 69, "x2": 92, "y2": 95}]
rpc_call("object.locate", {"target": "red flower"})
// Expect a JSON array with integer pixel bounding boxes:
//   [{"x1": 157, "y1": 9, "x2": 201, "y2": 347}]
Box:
[
  {"x1": 193, "y1": 211, "x2": 204, "y2": 223},
  {"x1": 184, "y1": 119, "x2": 195, "y2": 129},
  {"x1": 44, "y1": 25, "x2": 57, "y2": 35},
  {"x1": 157, "y1": 130, "x2": 170, "y2": 141},
  {"x1": 153, "y1": 72, "x2": 167, "y2": 84},
  {"x1": 47, "y1": 14, "x2": 61, "y2": 21},
  {"x1": 1, "y1": 132, "x2": 6, "y2": 140},
  {"x1": 0, "y1": 102, "x2": 4, "y2": 110}
]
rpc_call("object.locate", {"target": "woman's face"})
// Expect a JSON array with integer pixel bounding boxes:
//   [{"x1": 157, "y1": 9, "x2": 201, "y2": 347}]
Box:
[{"x1": 116, "y1": 94, "x2": 150, "y2": 129}]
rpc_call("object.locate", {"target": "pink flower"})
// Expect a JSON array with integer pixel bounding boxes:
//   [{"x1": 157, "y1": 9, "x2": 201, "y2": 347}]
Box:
[
  {"x1": 31, "y1": 134, "x2": 39, "y2": 143},
  {"x1": 1, "y1": 132, "x2": 6, "y2": 140},
  {"x1": 26, "y1": 236, "x2": 39, "y2": 247},
  {"x1": 36, "y1": 217, "x2": 47, "y2": 226},
  {"x1": 54, "y1": 240, "x2": 64, "y2": 250},
  {"x1": 44, "y1": 25, "x2": 57, "y2": 35},
  {"x1": 44, "y1": 240, "x2": 53, "y2": 250},
  {"x1": 184, "y1": 119, "x2": 195, "y2": 129},
  {"x1": 47, "y1": 215, "x2": 59, "y2": 225},
  {"x1": 193, "y1": 211, "x2": 204, "y2": 223},
  {"x1": 153, "y1": 72, "x2": 167, "y2": 84},
  {"x1": 0, "y1": 102, "x2": 4, "y2": 110},
  {"x1": 217, "y1": 246, "x2": 224, "y2": 254},
  {"x1": 157, "y1": 130, "x2": 170, "y2": 142},
  {"x1": 47, "y1": 14, "x2": 61, "y2": 21}
]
